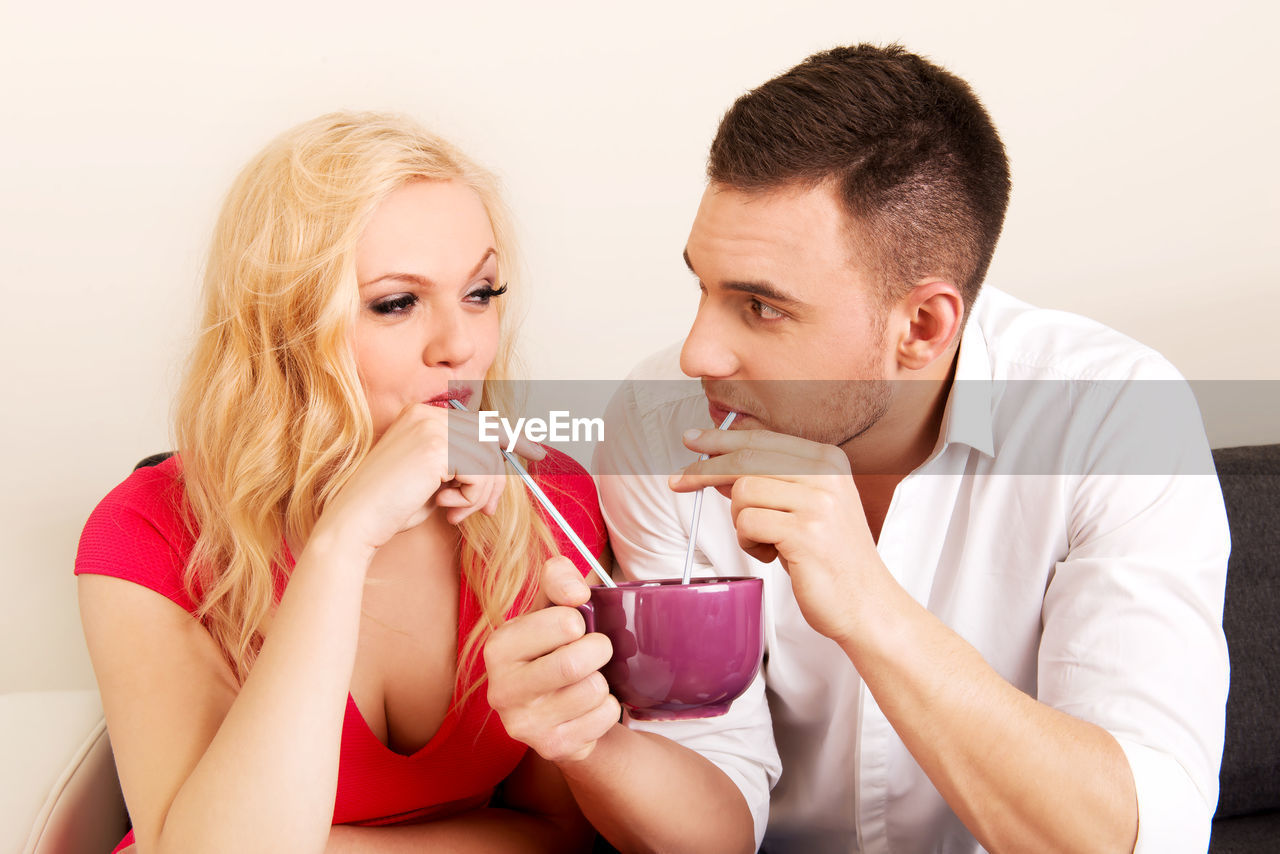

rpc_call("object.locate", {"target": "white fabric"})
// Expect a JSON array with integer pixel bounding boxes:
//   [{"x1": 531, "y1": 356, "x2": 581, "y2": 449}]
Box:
[{"x1": 593, "y1": 287, "x2": 1230, "y2": 853}]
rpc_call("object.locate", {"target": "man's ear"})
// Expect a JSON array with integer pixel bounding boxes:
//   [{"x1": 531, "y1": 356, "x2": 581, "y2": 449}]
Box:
[{"x1": 892, "y1": 280, "x2": 964, "y2": 371}]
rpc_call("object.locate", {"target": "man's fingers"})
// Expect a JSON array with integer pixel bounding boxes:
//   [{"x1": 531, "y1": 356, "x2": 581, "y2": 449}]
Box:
[
  {"x1": 523, "y1": 632, "x2": 613, "y2": 692},
  {"x1": 487, "y1": 630, "x2": 612, "y2": 718},
  {"x1": 683, "y1": 427, "x2": 830, "y2": 460},
  {"x1": 729, "y1": 475, "x2": 809, "y2": 515},
  {"x1": 485, "y1": 605, "x2": 588, "y2": 672},
  {"x1": 541, "y1": 555, "x2": 591, "y2": 606},
  {"x1": 670, "y1": 450, "x2": 832, "y2": 492},
  {"x1": 569, "y1": 694, "x2": 624, "y2": 757},
  {"x1": 735, "y1": 506, "x2": 791, "y2": 561},
  {"x1": 545, "y1": 670, "x2": 612, "y2": 723},
  {"x1": 533, "y1": 692, "x2": 622, "y2": 764}
]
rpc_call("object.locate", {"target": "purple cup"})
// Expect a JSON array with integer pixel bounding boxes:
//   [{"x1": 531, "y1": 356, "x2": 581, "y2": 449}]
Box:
[{"x1": 577, "y1": 577, "x2": 764, "y2": 721}]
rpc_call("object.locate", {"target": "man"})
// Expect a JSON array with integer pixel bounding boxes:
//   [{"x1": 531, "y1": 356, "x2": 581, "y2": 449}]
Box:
[{"x1": 484, "y1": 44, "x2": 1229, "y2": 853}]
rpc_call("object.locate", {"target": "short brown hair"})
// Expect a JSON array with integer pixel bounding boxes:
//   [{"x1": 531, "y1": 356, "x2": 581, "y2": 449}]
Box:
[{"x1": 709, "y1": 44, "x2": 1011, "y2": 311}]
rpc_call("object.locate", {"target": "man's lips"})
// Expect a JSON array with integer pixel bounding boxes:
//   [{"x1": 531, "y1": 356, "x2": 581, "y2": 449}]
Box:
[
  {"x1": 426, "y1": 387, "x2": 473, "y2": 408},
  {"x1": 707, "y1": 398, "x2": 749, "y2": 426}
]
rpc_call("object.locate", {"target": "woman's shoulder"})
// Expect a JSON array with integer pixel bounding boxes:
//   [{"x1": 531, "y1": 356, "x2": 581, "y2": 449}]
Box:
[
  {"x1": 529, "y1": 446, "x2": 598, "y2": 507},
  {"x1": 528, "y1": 447, "x2": 607, "y2": 575},
  {"x1": 530, "y1": 445, "x2": 591, "y2": 479},
  {"x1": 75, "y1": 455, "x2": 199, "y2": 614},
  {"x1": 97, "y1": 454, "x2": 186, "y2": 514}
]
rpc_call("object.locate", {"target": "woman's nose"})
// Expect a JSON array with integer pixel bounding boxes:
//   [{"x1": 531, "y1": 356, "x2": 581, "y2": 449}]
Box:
[{"x1": 423, "y1": 307, "x2": 477, "y2": 368}]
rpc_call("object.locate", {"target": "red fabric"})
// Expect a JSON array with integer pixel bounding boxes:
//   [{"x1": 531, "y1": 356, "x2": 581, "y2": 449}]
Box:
[{"x1": 75, "y1": 450, "x2": 606, "y2": 851}]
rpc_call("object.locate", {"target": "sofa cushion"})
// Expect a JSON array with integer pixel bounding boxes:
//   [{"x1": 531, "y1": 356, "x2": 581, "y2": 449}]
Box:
[
  {"x1": 1212, "y1": 444, "x2": 1280, "y2": 819},
  {"x1": 1, "y1": 689, "x2": 129, "y2": 854},
  {"x1": 1210, "y1": 810, "x2": 1280, "y2": 853}
]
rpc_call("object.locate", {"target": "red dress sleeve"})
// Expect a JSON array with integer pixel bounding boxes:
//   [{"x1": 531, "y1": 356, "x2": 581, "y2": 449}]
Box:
[
  {"x1": 74, "y1": 457, "x2": 200, "y2": 614},
  {"x1": 529, "y1": 447, "x2": 608, "y2": 579}
]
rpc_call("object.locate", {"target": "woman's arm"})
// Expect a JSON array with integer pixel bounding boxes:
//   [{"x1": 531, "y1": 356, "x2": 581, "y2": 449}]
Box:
[
  {"x1": 81, "y1": 526, "x2": 374, "y2": 854},
  {"x1": 81, "y1": 405, "x2": 519, "y2": 854},
  {"x1": 325, "y1": 751, "x2": 595, "y2": 853}
]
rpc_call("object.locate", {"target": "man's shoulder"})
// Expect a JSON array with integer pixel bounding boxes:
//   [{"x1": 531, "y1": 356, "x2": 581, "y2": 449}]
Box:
[
  {"x1": 595, "y1": 343, "x2": 707, "y2": 475},
  {"x1": 614, "y1": 342, "x2": 709, "y2": 426},
  {"x1": 973, "y1": 287, "x2": 1181, "y2": 382}
]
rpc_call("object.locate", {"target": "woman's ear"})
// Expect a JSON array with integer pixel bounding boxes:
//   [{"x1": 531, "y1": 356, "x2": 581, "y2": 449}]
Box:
[{"x1": 892, "y1": 280, "x2": 964, "y2": 371}]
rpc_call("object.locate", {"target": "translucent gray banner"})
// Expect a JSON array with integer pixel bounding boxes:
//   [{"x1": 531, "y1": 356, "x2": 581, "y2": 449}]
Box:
[{"x1": 446, "y1": 380, "x2": 1280, "y2": 477}]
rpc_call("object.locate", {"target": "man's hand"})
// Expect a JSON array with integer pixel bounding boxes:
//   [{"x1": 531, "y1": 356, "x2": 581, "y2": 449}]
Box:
[
  {"x1": 669, "y1": 428, "x2": 885, "y2": 644},
  {"x1": 484, "y1": 557, "x2": 621, "y2": 762}
]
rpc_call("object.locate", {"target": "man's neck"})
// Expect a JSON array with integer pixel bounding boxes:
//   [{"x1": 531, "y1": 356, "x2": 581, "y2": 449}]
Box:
[
  {"x1": 841, "y1": 348, "x2": 959, "y2": 480},
  {"x1": 840, "y1": 350, "x2": 957, "y2": 544}
]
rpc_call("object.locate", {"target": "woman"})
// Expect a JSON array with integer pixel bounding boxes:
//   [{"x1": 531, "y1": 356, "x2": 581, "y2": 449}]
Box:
[{"x1": 75, "y1": 112, "x2": 607, "y2": 852}]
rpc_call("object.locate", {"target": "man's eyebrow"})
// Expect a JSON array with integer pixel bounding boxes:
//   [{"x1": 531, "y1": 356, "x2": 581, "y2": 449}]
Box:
[
  {"x1": 360, "y1": 247, "x2": 497, "y2": 290},
  {"x1": 682, "y1": 247, "x2": 804, "y2": 309}
]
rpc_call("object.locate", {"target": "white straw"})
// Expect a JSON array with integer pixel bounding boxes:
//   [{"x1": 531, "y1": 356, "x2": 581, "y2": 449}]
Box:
[
  {"x1": 681, "y1": 410, "x2": 738, "y2": 584},
  {"x1": 449, "y1": 399, "x2": 615, "y2": 587}
]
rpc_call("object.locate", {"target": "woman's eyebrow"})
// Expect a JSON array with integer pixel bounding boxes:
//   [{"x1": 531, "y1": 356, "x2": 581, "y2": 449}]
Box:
[{"x1": 360, "y1": 247, "x2": 497, "y2": 290}]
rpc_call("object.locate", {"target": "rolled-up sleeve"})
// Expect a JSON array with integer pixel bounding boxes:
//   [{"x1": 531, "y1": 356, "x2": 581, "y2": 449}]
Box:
[{"x1": 1038, "y1": 366, "x2": 1230, "y2": 851}]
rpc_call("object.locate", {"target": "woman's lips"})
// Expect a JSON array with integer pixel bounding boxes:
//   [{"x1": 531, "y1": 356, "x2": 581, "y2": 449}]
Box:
[{"x1": 426, "y1": 387, "x2": 473, "y2": 408}]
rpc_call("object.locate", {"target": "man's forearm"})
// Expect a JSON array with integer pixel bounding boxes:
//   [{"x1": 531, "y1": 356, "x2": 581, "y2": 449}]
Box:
[
  {"x1": 841, "y1": 573, "x2": 1138, "y2": 854},
  {"x1": 556, "y1": 724, "x2": 756, "y2": 854}
]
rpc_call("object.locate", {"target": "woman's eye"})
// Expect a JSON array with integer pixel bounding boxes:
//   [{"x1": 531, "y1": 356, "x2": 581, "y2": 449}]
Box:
[
  {"x1": 369, "y1": 294, "x2": 417, "y2": 315},
  {"x1": 466, "y1": 282, "x2": 508, "y2": 306},
  {"x1": 750, "y1": 298, "x2": 785, "y2": 321}
]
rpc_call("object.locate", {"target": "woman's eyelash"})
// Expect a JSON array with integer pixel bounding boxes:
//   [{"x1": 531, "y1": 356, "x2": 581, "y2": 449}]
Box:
[
  {"x1": 370, "y1": 294, "x2": 417, "y2": 315},
  {"x1": 468, "y1": 282, "x2": 508, "y2": 304},
  {"x1": 369, "y1": 282, "x2": 507, "y2": 315}
]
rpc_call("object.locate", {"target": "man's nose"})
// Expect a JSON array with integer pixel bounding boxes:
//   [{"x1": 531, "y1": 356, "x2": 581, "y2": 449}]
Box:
[
  {"x1": 423, "y1": 307, "x2": 477, "y2": 368},
  {"x1": 679, "y1": 304, "x2": 739, "y2": 379}
]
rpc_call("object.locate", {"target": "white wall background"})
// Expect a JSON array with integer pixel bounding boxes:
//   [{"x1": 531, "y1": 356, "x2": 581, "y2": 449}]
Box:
[{"x1": 2, "y1": 0, "x2": 1276, "y2": 692}]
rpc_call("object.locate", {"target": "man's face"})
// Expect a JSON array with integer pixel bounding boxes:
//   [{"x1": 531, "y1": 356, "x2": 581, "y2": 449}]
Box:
[{"x1": 680, "y1": 182, "x2": 894, "y2": 447}]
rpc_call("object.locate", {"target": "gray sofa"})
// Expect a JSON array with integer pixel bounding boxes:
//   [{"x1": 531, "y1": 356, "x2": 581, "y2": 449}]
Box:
[{"x1": 1209, "y1": 444, "x2": 1280, "y2": 852}]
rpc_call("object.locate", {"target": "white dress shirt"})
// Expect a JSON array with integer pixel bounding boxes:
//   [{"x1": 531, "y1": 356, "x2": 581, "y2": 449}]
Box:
[{"x1": 593, "y1": 286, "x2": 1230, "y2": 853}]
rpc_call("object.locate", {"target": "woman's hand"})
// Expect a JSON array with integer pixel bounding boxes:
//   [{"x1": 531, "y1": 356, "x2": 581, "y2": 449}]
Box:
[{"x1": 315, "y1": 402, "x2": 546, "y2": 555}]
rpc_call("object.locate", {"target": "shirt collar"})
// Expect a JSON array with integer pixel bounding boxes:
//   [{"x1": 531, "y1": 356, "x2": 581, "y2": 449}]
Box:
[{"x1": 934, "y1": 292, "x2": 996, "y2": 459}]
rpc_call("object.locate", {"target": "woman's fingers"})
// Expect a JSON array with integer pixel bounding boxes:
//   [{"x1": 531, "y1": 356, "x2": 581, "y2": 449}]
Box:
[{"x1": 447, "y1": 408, "x2": 547, "y2": 463}]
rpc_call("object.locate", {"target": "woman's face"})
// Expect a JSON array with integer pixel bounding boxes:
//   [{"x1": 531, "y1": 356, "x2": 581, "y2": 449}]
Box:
[{"x1": 352, "y1": 179, "x2": 504, "y2": 436}]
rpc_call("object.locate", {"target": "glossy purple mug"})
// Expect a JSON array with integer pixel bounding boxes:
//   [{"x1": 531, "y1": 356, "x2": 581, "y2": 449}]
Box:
[{"x1": 577, "y1": 577, "x2": 764, "y2": 720}]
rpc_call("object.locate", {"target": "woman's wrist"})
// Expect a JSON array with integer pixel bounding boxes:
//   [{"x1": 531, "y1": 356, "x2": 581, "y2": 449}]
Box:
[{"x1": 301, "y1": 519, "x2": 378, "y2": 577}]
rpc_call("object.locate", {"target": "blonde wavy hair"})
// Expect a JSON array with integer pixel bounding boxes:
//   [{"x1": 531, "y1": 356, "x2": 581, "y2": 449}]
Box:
[{"x1": 174, "y1": 111, "x2": 556, "y2": 702}]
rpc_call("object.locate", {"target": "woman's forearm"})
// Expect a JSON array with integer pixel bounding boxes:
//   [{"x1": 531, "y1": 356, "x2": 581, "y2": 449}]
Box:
[
  {"x1": 326, "y1": 807, "x2": 594, "y2": 853},
  {"x1": 154, "y1": 530, "x2": 373, "y2": 854}
]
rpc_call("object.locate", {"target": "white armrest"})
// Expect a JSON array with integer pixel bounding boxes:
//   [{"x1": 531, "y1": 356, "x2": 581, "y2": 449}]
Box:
[{"x1": 1, "y1": 690, "x2": 129, "y2": 854}]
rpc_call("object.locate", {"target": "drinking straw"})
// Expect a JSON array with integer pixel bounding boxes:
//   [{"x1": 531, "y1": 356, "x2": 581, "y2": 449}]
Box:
[
  {"x1": 448, "y1": 398, "x2": 615, "y2": 587},
  {"x1": 680, "y1": 410, "x2": 738, "y2": 584}
]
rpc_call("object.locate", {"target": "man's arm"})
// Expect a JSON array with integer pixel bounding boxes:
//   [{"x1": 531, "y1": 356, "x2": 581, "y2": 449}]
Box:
[
  {"x1": 481, "y1": 378, "x2": 780, "y2": 853},
  {"x1": 675, "y1": 420, "x2": 1228, "y2": 853},
  {"x1": 482, "y1": 557, "x2": 758, "y2": 854}
]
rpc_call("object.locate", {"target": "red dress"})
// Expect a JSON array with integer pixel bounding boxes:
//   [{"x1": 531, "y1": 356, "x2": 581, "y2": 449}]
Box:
[{"x1": 74, "y1": 450, "x2": 606, "y2": 851}]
